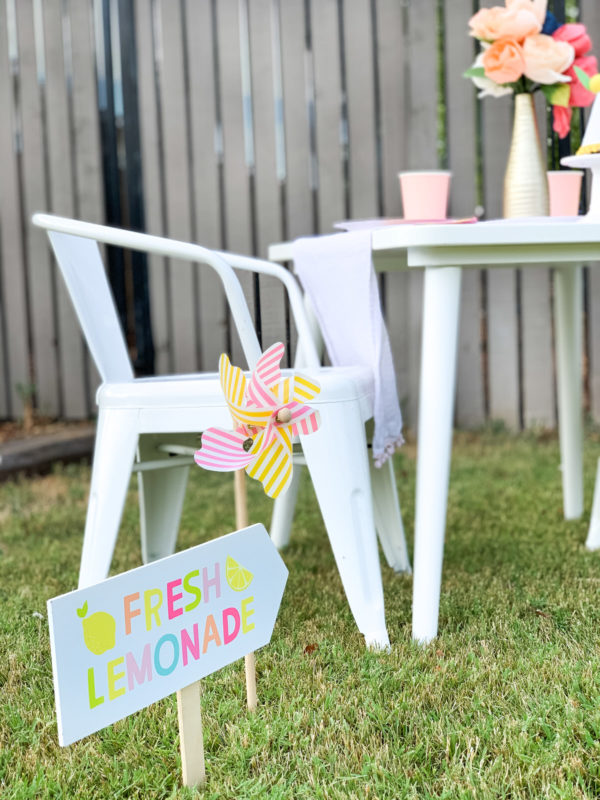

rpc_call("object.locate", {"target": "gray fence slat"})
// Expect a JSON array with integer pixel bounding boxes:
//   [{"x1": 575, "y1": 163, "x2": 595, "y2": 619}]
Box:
[
  {"x1": 43, "y1": 0, "x2": 88, "y2": 418},
  {"x1": 280, "y1": 0, "x2": 313, "y2": 239},
  {"x1": 520, "y1": 93, "x2": 554, "y2": 427},
  {"x1": 135, "y1": 0, "x2": 170, "y2": 375},
  {"x1": 446, "y1": 0, "x2": 485, "y2": 429},
  {"x1": 184, "y1": 0, "x2": 225, "y2": 372},
  {"x1": 375, "y1": 0, "x2": 409, "y2": 421},
  {"x1": 69, "y1": 0, "x2": 105, "y2": 406},
  {"x1": 403, "y1": 0, "x2": 437, "y2": 428},
  {"x1": 157, "y1": 0, "x2": 196, "y2": 374},
  {"x1": 0, "y1": 0, "x2": 29, "y2": 418},
  {"x1": 248, "y1": 0, "x2": 281, "y2": 258},
  {"x1": 482, "y1": 93, "x2": 519, "y2": 428},
  {"x1": 311, "y1": 0, "x2": 344, "y2": 234},
  {"x1": 247, "y1": 0, "x2": 287, "y2": 352},
  {"x1": 217, "y1": 0, "x2": 254, "y2": 366},
  {"x1": 15, "y1": 0, "x2": 60, "y2": 417},
  {"x1": 521, "y1": 269, "x2": 555, "y2": 426},
  {"x1": 582, "y1": 0, "x2": 600, "y2": 421},
  {"x1": 376, "y1": 0, "x2": 404, "y2": 218},
  {"x1": 344, "y1": 0, "x2": 378, "y2": 220}
]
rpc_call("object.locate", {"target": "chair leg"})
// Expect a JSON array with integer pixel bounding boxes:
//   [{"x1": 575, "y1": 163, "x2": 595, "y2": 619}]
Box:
[
  {"x1": 300, "y1": 401, "x2": 389, "y2": 649},
  {"x1": 137, "y1": 434, "x2": 191, "y2": 563},
  {"x1": 369, "y1": 458, "x2": 411, "y2": 574},
  {"x1": 269, "y1": 463, "x2": 303, "y2": 549},
  {"x1": 78, "y1": 409, "x2": 139, "y2": 589},
  {"x1": 586, "y1": 457, "x2": 600, "y2": 550}
]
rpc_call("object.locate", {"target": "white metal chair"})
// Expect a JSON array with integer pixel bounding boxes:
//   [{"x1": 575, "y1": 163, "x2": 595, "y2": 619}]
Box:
[{"x1": 33, "y1": 213, "x2": 408, "y2": 648}]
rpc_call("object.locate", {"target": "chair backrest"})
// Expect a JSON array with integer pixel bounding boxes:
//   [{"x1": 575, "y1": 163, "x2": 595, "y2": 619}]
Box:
[
  {"x1": 34, "y1": 214, "x2": 323, "y2": 380},
  {"x1": 33, "y1": 214, "x2": 268, "y2": 378},
  {"x1": 48, "y1": 230, "x2": 134, "y2": 383}
]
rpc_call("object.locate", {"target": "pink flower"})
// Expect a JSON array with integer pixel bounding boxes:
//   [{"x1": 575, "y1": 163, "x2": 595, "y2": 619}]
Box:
[
  {"x1": 553, "y1": 23, "x2": 592, "y2": 59},
  {"x1": 482, "y1": 38, "x2": 525, "y2": 85},
  {"x1": 565, "y1": 54, "x2": 598, "y2": 107},
  {"x1": 469, "y1": 5, "x2": 541, "y2": 43},
  {"x1": 552, "y1": 104, "x2": 572, "y2": 138},
  {"x1": 523, "y1": 34, "x2": 574, "y2": 84}
]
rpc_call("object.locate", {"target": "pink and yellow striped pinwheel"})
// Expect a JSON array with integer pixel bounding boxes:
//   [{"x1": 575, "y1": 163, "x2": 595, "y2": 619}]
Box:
[{"x1": 194, "y1": 342, "x2": 321, "y2": 498}]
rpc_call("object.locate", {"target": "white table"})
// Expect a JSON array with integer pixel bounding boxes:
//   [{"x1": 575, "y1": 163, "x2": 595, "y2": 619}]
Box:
[{"x1": 269, "y1": 217, "x2": 598, "y2": 643}]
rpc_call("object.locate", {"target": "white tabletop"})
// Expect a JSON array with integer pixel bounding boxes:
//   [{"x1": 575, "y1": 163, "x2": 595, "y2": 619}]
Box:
[{"x1": 268, "y1": 216, "x2": 600, "y2": 269}]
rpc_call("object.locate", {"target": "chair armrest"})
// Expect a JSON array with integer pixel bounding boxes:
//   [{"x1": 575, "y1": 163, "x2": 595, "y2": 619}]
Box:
[{"x1": 216, "y1": 251, "x2": 321, "y2": 368}]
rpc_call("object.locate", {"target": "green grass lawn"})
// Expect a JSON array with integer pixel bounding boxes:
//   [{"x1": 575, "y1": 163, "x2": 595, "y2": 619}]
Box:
[{"x1": 2, "y1": 431, "x2": 600, "y2": 798}]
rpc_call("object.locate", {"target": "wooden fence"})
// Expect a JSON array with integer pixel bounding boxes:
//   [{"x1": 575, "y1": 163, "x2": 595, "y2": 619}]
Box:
[{"x1": 1, "y1": 0, "x2": 600, "y2": 430}]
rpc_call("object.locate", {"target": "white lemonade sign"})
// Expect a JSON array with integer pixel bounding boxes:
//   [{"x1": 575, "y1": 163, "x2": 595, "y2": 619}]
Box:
[{"x1": 48, "y1": 524, "x2": 288, "y2": 746}]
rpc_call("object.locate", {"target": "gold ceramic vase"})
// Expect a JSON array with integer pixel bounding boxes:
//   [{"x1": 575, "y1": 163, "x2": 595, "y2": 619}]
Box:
[{"x1": 503, "y1": 93, "x2": 549, "y2": 218}]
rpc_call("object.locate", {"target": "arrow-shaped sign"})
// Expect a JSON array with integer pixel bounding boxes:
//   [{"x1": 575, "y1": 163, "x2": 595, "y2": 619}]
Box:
[{"x1": 48, "y1": 524, "x2": 288, "y2": 746}]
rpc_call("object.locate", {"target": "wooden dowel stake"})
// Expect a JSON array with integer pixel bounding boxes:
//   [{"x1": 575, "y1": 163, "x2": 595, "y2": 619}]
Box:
[
  {"x1": 234, "y1": 469, "x2": 258, "y2": 711},
  {"x1": 177, "y1": 681, "x2": 205, "y2": 787}
]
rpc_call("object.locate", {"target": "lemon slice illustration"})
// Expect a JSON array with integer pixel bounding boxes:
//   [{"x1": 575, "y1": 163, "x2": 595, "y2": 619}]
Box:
[{"x1": 226, "y1": 556, "x2": 253, "y2": 592}]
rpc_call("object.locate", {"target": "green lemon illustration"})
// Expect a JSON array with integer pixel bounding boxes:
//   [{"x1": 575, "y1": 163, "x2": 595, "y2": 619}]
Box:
[
  {"x1": 226, "y1": 556, "x2": 253, "y2": 592},
  {"x1": 77, "y1": 600, "x2": 116, "y2": 655}
]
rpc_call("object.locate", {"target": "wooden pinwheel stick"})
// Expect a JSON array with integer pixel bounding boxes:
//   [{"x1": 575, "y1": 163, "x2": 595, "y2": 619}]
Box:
[{"x1": 234, "y1": 468, "x2": 258, "y2": 711}]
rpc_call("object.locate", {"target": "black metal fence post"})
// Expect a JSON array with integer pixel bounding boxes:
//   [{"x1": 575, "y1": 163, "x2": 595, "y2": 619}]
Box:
[
  {"x1": 117, "y1": 0, "x2": 155, "y2": 375},
  {"x1": 97, "y1": 0, "x2": 155, "y2": 376}
]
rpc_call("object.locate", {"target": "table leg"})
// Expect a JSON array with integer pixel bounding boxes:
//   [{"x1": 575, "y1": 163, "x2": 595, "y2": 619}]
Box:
[
  {"x1": 553, "y1": 265, "x2": 583, "y2": 520},
  {"x1": 412, "y1": 266, "x2": 462, "y2": 644}
]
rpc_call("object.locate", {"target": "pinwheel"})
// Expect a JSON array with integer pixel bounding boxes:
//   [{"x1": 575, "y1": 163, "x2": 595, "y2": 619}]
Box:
[{"x1": 195, "y1": 342, "x2": 321, "y2": 497}]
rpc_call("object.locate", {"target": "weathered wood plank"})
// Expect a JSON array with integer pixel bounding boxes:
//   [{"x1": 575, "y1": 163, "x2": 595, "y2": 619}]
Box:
[
  {"x1": 247, "y1": 0, "x2": 287, "y2": 350},
  {"x1": 520, "y1": 93, "x2": 554, "y2": 428},
  {"x1": 311, "y1": 0, "x2": 344, "y2": 234},
  {"x1": 0, "y1": 0, "x2": 29, "y2": 418},
  {"x1": 445, "y1": 0, "x2": 485, "y2": 429},
  {"x1": 184, "y1": 0, "x2": 226, "y2": 372},
  {"x1": 375, "y1": 0, "x2": 408, "y2": 424},
  {"x1": 403, "y1": 0, "x2": 438, "y2": 429},
  {"x1": 582, "y1": 0, "x2": 600, "y2": 421},
  {"x1": 344, "y1": 0, "x2": 377, "y2": 220},
  {"x1": 15, "y1": 0, "x2": 60, "y2": 417},
  {"x1": 521, "y1": 269, "x2": 555, "y2": 427},
  {"x1": 43, "y1": 0, "x2": 88, "y2": 417},
  {"x1": 0, "y1": 424, "x2": 95, "y2": 477},
  {"x1": 217, "y1": 0, "x2": 254, "y2": 366},
  {"x1": 157, "y1": 0, "x2": 196, "y2": 374},
  {"x1": 135, "y1": 0, "x2": 170, "y2": 375},
  {"x1": 69, "y1": 0, "x2": 105, "y2": 407},
  {"x1": 482, "y1": 92, "x2": 520, "y2": 428},
  {"x1": 280, "y1": 0, "x2": 313, "y2": 240}
]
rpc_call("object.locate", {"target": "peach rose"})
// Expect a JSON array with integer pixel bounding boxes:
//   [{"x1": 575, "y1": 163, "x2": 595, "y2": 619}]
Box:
[
  {"x1": 523, "y1": 34, "x2": 574, "y2": 84},
  {"x1": 506, "y1": 0, "x2": 547, "y2": 25},
  {"x1": 482, "y1": 38, "x2": 525, "y2": 85},
  {"x1": 469, "y1": 52, "x2": 515, "y2": 97},
  {"x1": 469, "y1": 4, "x2": 541, "y2": 42}
]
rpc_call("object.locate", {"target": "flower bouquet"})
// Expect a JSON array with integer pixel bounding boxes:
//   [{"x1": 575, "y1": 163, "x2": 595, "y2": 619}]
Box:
[
  {"x1": 464, "y1": 1, "x2": 597, "y2": 216},
  {"x1": 465, "y1": 0, "x2": 597, "y2": 140}
]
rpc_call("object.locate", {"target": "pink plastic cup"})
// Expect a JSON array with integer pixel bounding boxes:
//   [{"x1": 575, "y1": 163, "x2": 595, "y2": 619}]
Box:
[
  {"x1": 547, "y1": 170, "x2": 583, "y2": 217},
  {"x1": 398, "y1": 170, "x2": 452, "y2": 220}
]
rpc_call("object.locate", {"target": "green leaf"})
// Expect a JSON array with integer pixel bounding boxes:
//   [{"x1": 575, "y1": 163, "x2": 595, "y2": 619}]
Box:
[
  {"x1": 574, "y1": 65, "x2": 591, "y2": 90},
  {"x1": 463, "y1": 66, "x2": 486, "y2": 79},
  {"x1": 77, "y1": 600, "x2": 88, "y2": 619},
  {"x1": 541, "y1": 83, "x2": 570, "y2": 107}
]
